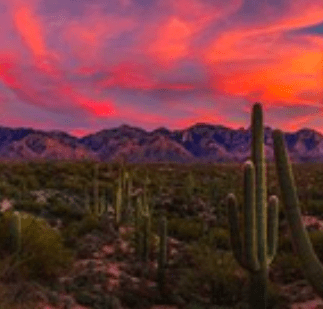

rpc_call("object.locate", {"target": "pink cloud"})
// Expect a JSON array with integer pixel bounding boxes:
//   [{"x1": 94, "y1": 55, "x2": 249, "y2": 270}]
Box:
[
  {"x1": 63, "y1": 7, "x2": 136, "y2": 63},
  {"x1": 147, "y1": 17, "x2": 193, "y2": 65},
  {"x1": 144, "y1": 0, "x2": 243, "y2": 67},
  {"x1": 70, "y1": 128, "x2": 94, "y2": 138},
  {"x1": 97, "y1": 62, "x2": 157, "y2": 90},
  {"x1": 58, "y1": 85, "x2": 117, "y2": 117},
  {"x1": 13, "y1": 5, "x2": 46, "y2": 58}
]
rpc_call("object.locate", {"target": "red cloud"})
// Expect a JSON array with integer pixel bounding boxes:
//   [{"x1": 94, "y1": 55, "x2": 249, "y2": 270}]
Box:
[
  {"x1": 206, "y1": 32, "x2": 323, "y2": 106},
  {"x1": 98, "y1": 62, "x2": 157, "y2": 90},
  {"x1": 147, "y1": 17, "x2": 192, "y2": 65},
  {"x1": 59, "y1": 86, "x2": 117, "y2": 117},
  {"x1": 95, "y1": 62, "x2": 196, "y2": 92},
  {"x1": 0, "y1": 54, "x2": 22, "y2": 89},
  {"x1": 70, "y1": 128, "x2": 94, "y2": 138},
  {"x1": 13, "y1": 5, "x2": 46, "y2": 57},
  {"x1": 145, "y1": 0, "x2": 243, "y2": 66},
  {"x1": 63, "y1": 8, "x2": 135, "y2": 62},
  {"x1": 12, "y1": 3, "x2": 63, "y2": 78}
]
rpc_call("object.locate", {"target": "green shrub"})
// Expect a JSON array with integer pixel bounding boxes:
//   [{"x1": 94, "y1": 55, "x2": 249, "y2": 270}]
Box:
[
  {"x1": 181, "y1": 243, "x2": 247, "y2": 306},
  {"x1": 271, "y1": 252, "x2": 303, "y2": 284},
  {"x1": 207, "y1": 227, "x2": 230, "y2": 250},
  {"x1": 48, "y1": 195, "x2": 84, "y2": 219},
  {"x1": 306, "y1": 200, "x2": 323, "y2": 217},
  {"x1": 309, "y1": 230, "x2": 323, "y2": 262},
  {"x1": 0, "y1": 211, "x2": 74, "y2": 281},
  {"x1": 14, "y1": 199, "x2": 44, "y2": 215},
  {"x1": 168, "y1": 217, "x2": 203, "y2": 241},
  {"x1": 62, "y1": 214, "x2": 100, "y2": 244}
]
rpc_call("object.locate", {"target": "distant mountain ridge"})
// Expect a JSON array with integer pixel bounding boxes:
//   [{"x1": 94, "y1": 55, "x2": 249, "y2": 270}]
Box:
[{"x1": 0, "y1": 123, "x2": 323, "y2": 163}]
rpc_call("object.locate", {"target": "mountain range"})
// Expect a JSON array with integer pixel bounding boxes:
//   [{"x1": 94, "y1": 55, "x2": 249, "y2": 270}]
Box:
[{"x1": 0, "y1": 123, "x2": 322, "y2": 163}]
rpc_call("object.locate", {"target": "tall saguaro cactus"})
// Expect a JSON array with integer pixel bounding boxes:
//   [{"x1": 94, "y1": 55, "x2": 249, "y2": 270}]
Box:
[
  {"x1": 273, "y1": 129, "x2": 323, "y2": 298},
  {"x1": 227, "y1": 103, "x2": 279, "y2": 309}
]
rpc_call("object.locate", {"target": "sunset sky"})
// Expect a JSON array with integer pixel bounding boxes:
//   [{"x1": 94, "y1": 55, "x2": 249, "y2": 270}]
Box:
[{"x1": 0, "y1": 0, "x2": 323, "y2": 137}]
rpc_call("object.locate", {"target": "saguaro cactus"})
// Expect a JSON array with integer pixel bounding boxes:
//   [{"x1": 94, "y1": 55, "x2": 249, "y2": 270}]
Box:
[
  {"x1": 115, "y1": 176, "x2": 122, "y2": 226},
  {"x1": 93, "y1": 164, "x2": 99, "y2": 216},
  {"x1": 227, "y1": 103, "x2": 279, "y2": 309},
  {"x1": 142, "y1": 214, "x2": 150, "y2": 263},
  {"x1": 10, "y1": 211, "x2": 22, "y2": 257},
  {"x1": 135, "y1": 194, "x2": 142, "y2": 257},
  {"x1": 273, "y1": 129, "x2": 323, "y2": 298},
  {"x1": 158, "y1": 215, "x2": 167, "y2": 296}
]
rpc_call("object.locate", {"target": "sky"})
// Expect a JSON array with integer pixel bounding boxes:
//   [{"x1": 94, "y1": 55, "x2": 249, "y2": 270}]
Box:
[{"x1": 0, "y1": 0, "x2": 323, "y2": 137}]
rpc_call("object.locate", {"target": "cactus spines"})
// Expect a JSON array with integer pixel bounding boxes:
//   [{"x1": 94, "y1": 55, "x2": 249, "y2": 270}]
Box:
[
  {"x1": 273, "y1": 129, "x2": 323, "y2": 298},
  {"x1": 158, "y1": 215, "x2": 167, "y2": 296},
  {"x1": 227, "y1": 103, "x2": 279, "y2": 309}
]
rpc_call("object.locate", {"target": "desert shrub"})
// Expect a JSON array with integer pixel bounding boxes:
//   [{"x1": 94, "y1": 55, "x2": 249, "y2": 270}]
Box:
[
  {"x1": 180, "y1": 243, "x2": 247, "y2": 306},
  {"x1": 0, "y1": 211, "x2": 74, "y2": 281},
  {"x1": 48, "y1": 195, "x2": 85, "y2": 219},
  {"x1": 167, "y1": 217, "x2": 203, "y2": 241},
  {"x1": 204, "y1": 227, "x2": 230, "y2": 250},
  {"x1": 309, "y1": 230, "x2": 323, "y2": 262},
  {"x1": 14, "y1": 199, "x2": 44, "y2": 215},
  {"x1": 271, "y1": 252, "x2": 303, "y2": 284},
  {"x1": 180, "y1": 242, "x2": 287, "y2": 308},
  {"x1": 306, "y1": 200, "x2": 323, "y2": 217},
  {"x1": 62, "y1": 214, "x2": 101, "y2": 245}
]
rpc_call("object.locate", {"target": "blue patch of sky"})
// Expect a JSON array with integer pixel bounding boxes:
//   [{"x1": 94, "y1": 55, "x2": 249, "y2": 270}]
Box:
[
  {"x1": 0, "y1": 3, "x2": 7, "y2": 14},
  {"x1": 293, "y1": 22, "x2": 323, "y2": 35},
  {"x1": 107, "y1": 31, "x2": 138, "y2": 50},
  {"x1": 155, "y1": 60, "x2": 208, "y2": 85},
  {"x1": 233, "y1": 0, "x2": 287, "y2": 25},
  {"x1": 39, "y1": 0, "x2": 89, "y2": 17}
]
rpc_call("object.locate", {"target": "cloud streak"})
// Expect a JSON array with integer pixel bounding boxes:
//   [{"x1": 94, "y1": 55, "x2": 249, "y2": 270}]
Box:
[{"x1": 0, "y1": 0, "x2": 322, "y2": 135}]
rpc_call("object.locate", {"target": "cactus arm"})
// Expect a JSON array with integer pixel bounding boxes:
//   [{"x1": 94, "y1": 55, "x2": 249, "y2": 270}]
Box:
[
  {"x1": 267, "y1": 195, "x2": 279, "y2": 264},
  {"x1": 227, "y1": 193, "x2": 252, "y2": 271},
  {"x1": 244, "y1": 161, "x2": 260, "y2": 271},
  {"x1": 273, "y1": 129, "x2": 323, "y2": 298}
]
